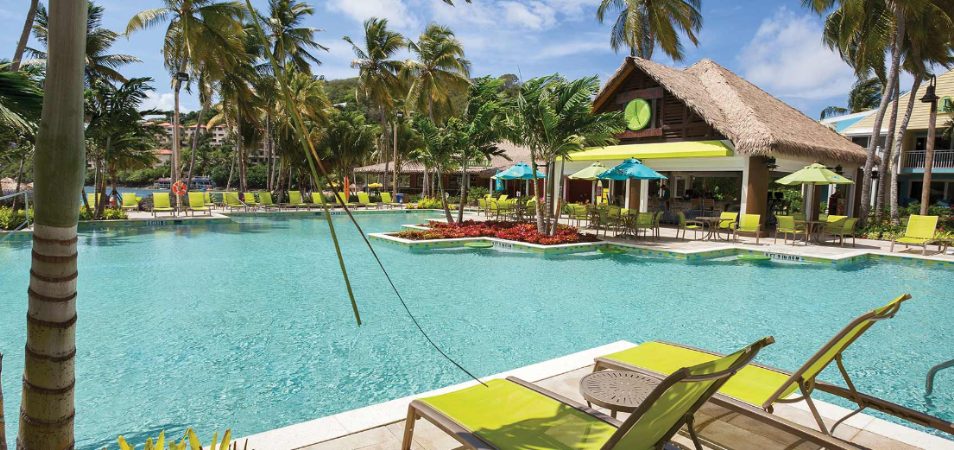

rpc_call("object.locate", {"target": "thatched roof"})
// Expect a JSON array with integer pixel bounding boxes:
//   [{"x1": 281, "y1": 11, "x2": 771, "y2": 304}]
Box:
[
  {"x1": 354, "y1": 141, "x2": 539, "y2": 175},
  {"x1": 593, "y1": 57, "x2": 868, "y2": 164},
  {"x1": 1, "y1": 177, "x2": 31, "y2": 194}
]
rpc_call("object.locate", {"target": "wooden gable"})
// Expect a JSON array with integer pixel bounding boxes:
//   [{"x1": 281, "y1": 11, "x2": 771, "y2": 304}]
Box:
[{"x1": 595, "y1": 67, "x2": 724, "y2": 144}]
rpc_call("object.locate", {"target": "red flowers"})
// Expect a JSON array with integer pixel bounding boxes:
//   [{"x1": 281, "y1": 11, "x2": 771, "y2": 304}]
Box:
[{"x1": 393, "y1": 220, "x2": 598, "y2": 245}]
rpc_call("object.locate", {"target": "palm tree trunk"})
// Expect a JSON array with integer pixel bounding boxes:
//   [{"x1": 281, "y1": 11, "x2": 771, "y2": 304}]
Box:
[
  {"x1": 457, "y1": 158, "x2": 468, "y2": 223},
  {"x1": 859, "y1": 14, "x2": 903, "y2": 225},
  {"x1": 1, "y1": 353, "x2": 6, "y2": 450},
  {"x1": 876, "y1": 81, "x2": 901, "y2": 217},
  {"x1": 890, "y1": 76, "x2": 921, "y2": 222},
  {"x1": 185, "y1": 104, "x2": 207, "y2": 191},
  {"x1": 530, "y1": 152, "x2": 545, "y2": 233},
  {"x1": 226, "y1": 150, "x2": 236, "y2": 191},
  {"x1": 11, "y1": 155, "x2": 26, "y2": 210},
  {"x1": 437, "y1": 168, "x2": 453, "y2": 222},
  {"x1": 17, "y1": 1, "x2": 86, "y2": 448},
  {"x1": 11, "y1": 0, "x2": 39, "y2": 72},
  {"x1": 920, "y1": 90, "x2": 939, "y2": 215},
  {"x1": 266, "y1": 116, "x2": 275, "y2": 192},
  {"x1": 391, "y1": 119, "x2": 399, "y2": 203},
  {"x1": 548, "y1": 158, "x2": 567, "y2": 235}
]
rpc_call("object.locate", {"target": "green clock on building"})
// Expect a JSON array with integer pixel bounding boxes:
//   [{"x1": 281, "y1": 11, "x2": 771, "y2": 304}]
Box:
[{"x1": 624, "y1": 98, "x2": 651, "y2": 131}]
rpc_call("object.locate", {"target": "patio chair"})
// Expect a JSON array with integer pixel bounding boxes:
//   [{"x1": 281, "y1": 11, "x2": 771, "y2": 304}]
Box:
[
  {"x1": 310, "y1": 192, "x2": 328, "y2": 209},
  {"x1": 380, "y1": 192, "x2": 398, "y2": 209},
  {"x1": 282, "y1": 191, "x2": 309, "y2": 210},
  {"x1": 594, "y1": 294, "x2": 953, "y2": 438},
  {"x1": 774, "y1": 215, "x2": 803, "y2": 245},
  {"x1": 652, "y1": 211, "x2": 664, "y2": 239},
  {"x1": 829, "y1": 217, "x2": 859, "y2": 247},
  {"x1": 357, "y1": 191, "x2": 379, "y2": 209},
  {"x1": 120, "y1": 193, "x2": 139, "y2": 211},
  {"x1": 630, "y1": 211, "x2": 655, "y2": 239},
  {"x1": 202, "y1": 191, "x2": 216, "y2": 209},
  {"x1": 890, "y1": 215, "x2": 939, "y2": 256},
  {"x1": 676, "y1": 211, "x2": 702, "y2": 240},
  {"x1": 731, "y1": 213, "x2": 761, "y2": 244},
  {"x1": 186, "y1": 192, "x2": 212, "y2": 216},
  {"x1": 243, "y1": 192, "x2": 260, "y2": 209},
  {"x1": 568, "y1": 204, "x2": 590, "y2": 228},
  {"x1": 258, "y1": 192, "x2": 281, "y2": 210},
  {"x1": 335, "y1": 192, "x2": 359, "y2": 208},
  {"x1": 716, "y1": 212, "x2": 738, "y2": 240},
  {"x1": 152, "y1": 192, "x2": 176, "y2": 217},
  {"x1": 223, "y1": 192, "x2": 247, "y2": 212},
  {"x1": 402, "y1": 337, "x2": 774, "y2": 450}
]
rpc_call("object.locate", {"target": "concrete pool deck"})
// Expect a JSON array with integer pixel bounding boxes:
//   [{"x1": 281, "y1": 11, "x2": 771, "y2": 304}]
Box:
[{"x1": 235, "y1": 341, "x2": 954, "y2": 450}]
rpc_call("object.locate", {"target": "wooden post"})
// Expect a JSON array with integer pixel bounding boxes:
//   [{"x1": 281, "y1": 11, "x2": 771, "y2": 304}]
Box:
[{"x1": 744, "y1": 157, "x2": 770, "y2": 222}]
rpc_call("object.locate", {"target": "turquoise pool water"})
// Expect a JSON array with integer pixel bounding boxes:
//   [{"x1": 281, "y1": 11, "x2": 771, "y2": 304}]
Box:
[{"x1": 1, "y1": 212, "x2": 952, "y2": 448}]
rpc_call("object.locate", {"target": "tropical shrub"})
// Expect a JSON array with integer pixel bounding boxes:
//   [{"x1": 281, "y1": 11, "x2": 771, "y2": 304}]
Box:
[
  {"x1": 79, "y1": 207, "x2": 127, "y2": 221},
  {"x1": 111, "y1": 428, "x2": 246, "y2": 450},
  {"x1": 409, "y1": 197, "x2": 444, "y2": 209},
  {"x1": 0, "y1": 207, "x2": 32, "y2": 230},
  {"x1": 394, "y1": 220, "x2": 598, "y2": 245},
  {"x1": 467, "y1": 187, "x2": 489, "y2": 203}
]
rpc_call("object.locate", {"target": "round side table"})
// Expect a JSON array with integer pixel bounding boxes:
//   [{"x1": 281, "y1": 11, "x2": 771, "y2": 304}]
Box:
[{"x1": 579, "y1": 370, "x2": 658, "y2": 418}]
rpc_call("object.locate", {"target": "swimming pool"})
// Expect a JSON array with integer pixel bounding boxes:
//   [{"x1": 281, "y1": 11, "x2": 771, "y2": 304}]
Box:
[{"x1": 1, "y1": 212, "x2": 952, "y2": 448}]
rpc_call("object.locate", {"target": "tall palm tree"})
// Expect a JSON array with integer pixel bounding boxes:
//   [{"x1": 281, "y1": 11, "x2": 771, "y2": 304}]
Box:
[
  {"x1": 411, "y1": 116, "x2": 463, "y2": 222},
  {"x1": 206, "y1": 61, "x2": 259, "y2": 193},
  {"x1": 404, "y1": 24, "x2": 471, "y2": 123},
  {"x1": 126, "y1": 0, "x2": 245, "y2": 191},
  {"x1": 17, "y1": 1, "x2": 87, "y2": 448},
  {"x1": 0, "y1": 63, "x2": 43, "y2": 133},
  {"x1": 318, "y1": 110, "x2": 380, "y2": 181},
  {"x1": 456, "y1": 76, "x2": 506, "y2": 223},
  {"x1": 11, "y1": 0, "x2": 39, "y2": 72},
  {"x1": 267, "y1": 0, "x2": 327, "y2": 73},
  {"x1": 30, "y1": 1, "x2": 140, "y2": 85},
  {"x1": 596, "y1": 0, "x2": 703, "y2": 60},
  {"x1": 344, "y1": 18, "x2": 405, "y2": 196}
]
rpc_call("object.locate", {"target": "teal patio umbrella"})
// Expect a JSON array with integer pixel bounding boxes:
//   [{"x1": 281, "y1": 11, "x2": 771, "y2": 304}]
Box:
[
  {"x1": 598, "y1": 158, "x2": 667, "y2": 181},
  {"x1": 492, "y1": 162, "x2": 545, "y2": 180}
]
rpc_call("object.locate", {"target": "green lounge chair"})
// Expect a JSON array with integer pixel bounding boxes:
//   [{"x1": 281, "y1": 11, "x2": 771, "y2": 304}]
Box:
[
  {"x1": 380, "y1": 192, "x2": 398, "y2": 209},
  {"x1": 676, "y1": 211, "x2": 702, "y2": 240},
  {"x1": 310, "y1": 192, "x2": 328, "y2": 208},
  {"x1": 334, "y1": 192, "x2": 358, "y2": 208},
  {"x1": 731, "y1": 213, "x2": 761, "y2": 244},
  {"x1": 186, "y1": 192, "x2": 211, "y2": 216},
  {"x1": 773, "y1": 215, "x2": 803, "y2": 244},
  {"x1": 223, "y1": 192, "x2": 247, "y2": 212},
  {"x1": 568, "y1": 204, "x2": 590, "y2": 228},
  {"x1": 357, "y1": 191, "x2": 379, "y2": 209},
  {"x1": 202, "y1": 191, "x2": 216, "y2": 209},
  {"x1": 403, "y1": 337, "x2": 774, "y2": 450},
  {"x1": 282, "y1": 191, "x2": 309, "y2": 210},
  {"x1": 152, "y1": 192, "x2": 175, "y2": 217},
  {"x1": 594, "y1": 294, "x2": 952, "y2": 437},
  {"x1": 835, "y1": 217, "x2": 859, "y2": 247},
  {"x1": 120, "y1": 193, "x2": 139, "y2": 211},
  {"x1": 477, "y1": 197, "x2": 488, "y2": 216},
  {"x1": 890, "y1": 214, "x2": 939, "y2": 256},
  {"x1": 716, "y1": 212, "x2": 738, "y2": 240},
  {"x1": 243, "y1": 192, "x2": 260, "y2": 209},
  {"x1": 258, "y1": 192, "x2": 281, "y2": 210}
]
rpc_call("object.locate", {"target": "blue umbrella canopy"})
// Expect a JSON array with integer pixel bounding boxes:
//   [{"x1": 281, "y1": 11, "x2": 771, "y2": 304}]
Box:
[
  {"x1": 492, "y1": 162, "x2": 545, "y2": 180},
  {"x1": 598, "y1": 158, "x2": 667, "y2": 181}
]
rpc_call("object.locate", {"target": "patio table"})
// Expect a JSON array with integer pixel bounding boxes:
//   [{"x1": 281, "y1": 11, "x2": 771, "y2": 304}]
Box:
[
  {"x1": 692, "y1": 216, "x2": 724, "y2": 241},
  {"x1": 797, "y1": 220, "x2": 827, "y2": 244},
  {"x1": 579, "y1": 370, "x2": 658, "y2": 418}
]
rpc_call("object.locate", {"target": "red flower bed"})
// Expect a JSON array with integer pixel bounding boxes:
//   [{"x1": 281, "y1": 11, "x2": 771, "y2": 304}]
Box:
[{"x1": 393, "y1": 220, "x2": 599, "y2": 245}]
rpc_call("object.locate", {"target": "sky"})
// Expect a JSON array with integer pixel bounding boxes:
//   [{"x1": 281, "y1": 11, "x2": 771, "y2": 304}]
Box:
[{"x1": 0, "y1": 0, "x2": 877, "y2": 119}]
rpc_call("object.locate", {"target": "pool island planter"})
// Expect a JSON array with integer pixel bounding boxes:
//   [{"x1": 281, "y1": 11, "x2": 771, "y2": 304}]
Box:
[{"x1": 370, "y1": 232, "x2": 608, "y2": 255}]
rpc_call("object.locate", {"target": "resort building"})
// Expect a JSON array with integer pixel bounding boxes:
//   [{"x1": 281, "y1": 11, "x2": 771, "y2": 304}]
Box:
[
  {"x1": 556, "y1": 57, "x2": 870, "y2": 220},
  {"x1": 840, "y1": 68, "x2": 954, "y2": 206},
  {"x1": 153, "y1": 122, "x2": 269, "y2": 163},
  {"x1": 353, "y1": 141, "x2": 537, "y2": 195}
]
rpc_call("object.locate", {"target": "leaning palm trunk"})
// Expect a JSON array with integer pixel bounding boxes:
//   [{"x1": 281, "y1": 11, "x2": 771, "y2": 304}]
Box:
[
  {"x1": 859, "y1": 13, "x2": 904, "y2": 225},
  {"x1": 876, "y1": 81, "x2": 901, "y2": 217},
  {"x1": 437, "y1": 168, "x2": 453, "y2": 222},
  {"x1": 185, "y1": 105, "x2": 207, "y2": 190},
  {"x1": 11, "y1": 0, "x2": 39, "y2": 71},
  {"x1": 457, "y1": 158, "x2": 468, "y2": 223},
  {"x1": 530, "y1": 153, "x2": 545, "y2": 233},
  {"x1": 17, "y1": 1, "x2": 86, "y2": 448},
  {"x1": 890, "y1": 76, "x2": 922, "y2": 222}
]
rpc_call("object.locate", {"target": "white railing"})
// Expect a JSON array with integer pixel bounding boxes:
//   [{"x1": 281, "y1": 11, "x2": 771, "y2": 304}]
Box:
[{"x1": 903, "y1": 150, "x2": 954, "y2": 169}]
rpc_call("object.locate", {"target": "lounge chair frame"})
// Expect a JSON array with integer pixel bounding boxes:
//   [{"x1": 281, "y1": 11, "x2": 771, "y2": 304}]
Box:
[
  {"x1": 403, "y1": 338, "x2": 779, "y2": 450},
  {"x1": 595, "y1": 294, "x2": 953, "y2": 439}
]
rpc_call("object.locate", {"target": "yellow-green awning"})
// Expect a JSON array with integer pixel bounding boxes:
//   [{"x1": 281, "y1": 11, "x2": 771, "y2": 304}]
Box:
[{"x1": 563, "y1": 140, "x2": 733, "y2": 161}]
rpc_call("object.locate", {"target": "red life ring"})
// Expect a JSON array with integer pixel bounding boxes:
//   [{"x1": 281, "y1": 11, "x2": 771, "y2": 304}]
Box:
[{"x1": 171, "y1": 181, "x2": 188, "y2": 195}]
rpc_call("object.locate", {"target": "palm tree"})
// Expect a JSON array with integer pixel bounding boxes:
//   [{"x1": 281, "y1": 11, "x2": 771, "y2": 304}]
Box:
[
  {"x1": 596, "y1": 0, "x2": 703, "y2": 60},
  {"x1": 504, "y1": 76, "x2": 624, "y2": 234},
  {"x1": 17, "y1": 1, "x2": 87, "y2": 448},
  {"x1": 819, "y1": 75, "x2": 886, "y2": 119},
  {"x1": 30, "y1": 2, "x2": 140, "y2": 85},
  {"x1": 11, "y1": 0, "x2": 39, "y2": 72},
  {"x1": 412, "y1": 116, "x2": 463, "y2": 222},
  {"x1": 206, "y1": 61, "x2": 260, "y2": 193},
  {"x1": 126, "y1": 0, "x2": 245, "y2": 192},
  {"x1": 0, "y1": 63, "x2": 43, "y2": 133},
  {"x1": 455, "y1": 76, "x2": 506, "y2": 223},
  {"x1": 318, "y1": 110, "x2": 380, "y2": 181},
  {"x1": 404, "y1": 24, "x2": 471, "y2": 123},
  {"x1": 266, "y1": 0, "x2": 327, "y2": 73},
  {"x1": 344, "y1": 18, "x2": 405, "y2": 196}
]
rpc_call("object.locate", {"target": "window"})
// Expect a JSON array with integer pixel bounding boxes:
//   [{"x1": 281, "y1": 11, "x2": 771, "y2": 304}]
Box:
[
  {"x1": 909, "y1": 181, "x2": 951, "y2": 204},
  {"x1": 914, "y1": 133, "x2": 953, "y2": 151}
]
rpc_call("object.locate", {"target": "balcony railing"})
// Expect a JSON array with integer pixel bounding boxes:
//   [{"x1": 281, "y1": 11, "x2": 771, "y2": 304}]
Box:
[{"x1": 903, "y1": 150, "x2": 954, "y2": 169}]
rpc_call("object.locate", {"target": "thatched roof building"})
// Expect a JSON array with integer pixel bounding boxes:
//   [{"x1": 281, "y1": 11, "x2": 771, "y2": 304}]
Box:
[{"x1": 592, "y1": 57, "x2": 868, "y2": 164}]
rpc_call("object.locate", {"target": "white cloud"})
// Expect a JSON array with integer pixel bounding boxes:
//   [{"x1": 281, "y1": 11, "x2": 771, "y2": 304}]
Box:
[
  {"x1": 325, "y1": 0, "x2": 418, "y2": 30},
  {"x1": 500, "y1": 1, "x2": 556, "y2": 30},
  {"x1": 141, "y1": 92, "x2": 192, "y2": 113},
  {"x1": 535, "y1": 39, "x2": 609, "y2": 60},
  {"x1": 738, "y1": 7, "x2": 855, "y2": 101}
]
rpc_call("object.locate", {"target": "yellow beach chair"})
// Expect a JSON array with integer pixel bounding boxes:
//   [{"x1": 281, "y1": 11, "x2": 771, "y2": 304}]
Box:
[{"x1": 890, "y1": 214, "x2": 939, "y2": 255}]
